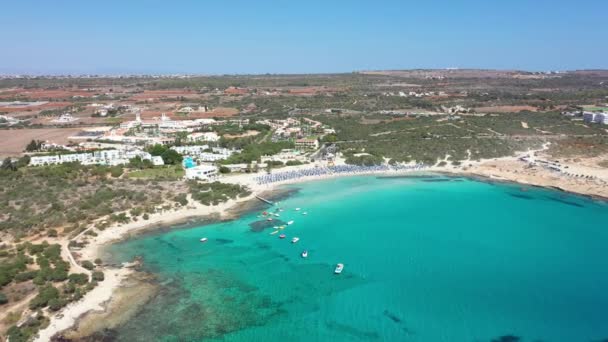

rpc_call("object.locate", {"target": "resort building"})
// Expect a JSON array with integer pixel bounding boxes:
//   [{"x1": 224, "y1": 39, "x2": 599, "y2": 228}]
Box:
[
  {"x1": 185, "y1": 164, "x2": 218, "y2": 180},
  {"x1": 187, "y1": 132, "x2": 220, "y2": 143},
  {"x1": 172, "y1": 145, "x2": 210, "y2": 155},
  {"x1": 295, "y1": 138, "x2": 319, "y2": 150},
  {"x1": 172, "y1": 145, "x2": 238, "y2": 162},
  {"x1": 222, "y1": 164, "x2": 249, "y2": 173},
  {"x1": 29, "y1": 149, "x2": 162, "y2": 167},
  {"x1": 583, "y1": 112, "x2": 608, "y2": 125}
]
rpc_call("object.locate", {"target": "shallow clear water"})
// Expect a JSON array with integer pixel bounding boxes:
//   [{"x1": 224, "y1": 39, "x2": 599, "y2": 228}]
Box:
[{"x1": 107, "y1": 175, "x2": 608, "y2": 342}]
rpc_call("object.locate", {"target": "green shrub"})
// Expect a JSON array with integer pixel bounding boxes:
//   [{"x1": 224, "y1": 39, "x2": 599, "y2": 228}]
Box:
[
  {"x1": 29, "y1": 284, "x2": 59, "y2": 309},
  {"x1": 68, "y1": 273, "x2": 88, "y2": 285},
  {"x1": 92, "y1": 271, "x2": 105, "y2": 281},
  {"x1": 81, "y1": 260, "x2": 95, "y2": 270},
  {"x1": 48, "y1": 298, "x2": 67, "y2": 311}
]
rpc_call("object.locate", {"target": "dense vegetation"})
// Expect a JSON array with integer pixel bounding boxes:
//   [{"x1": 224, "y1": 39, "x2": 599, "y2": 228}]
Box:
[
  {"x1": 0, "y1": 163, "x2": 188, "y2": 237},
  {"x1": 0, "y1": 242, "x2": 101, "y2": 342},
  {"x1": 188, "y1": 181, "x2": 251, "y2": 206},
  {"x1": 319, "y1": 112, "x2": 608, "y2": 164},
  {"x1": 221, "y1": 141, "x2": 295, "y2": 165}
]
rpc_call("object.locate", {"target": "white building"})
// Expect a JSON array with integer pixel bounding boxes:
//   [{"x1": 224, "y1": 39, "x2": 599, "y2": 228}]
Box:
[
  {"x1": 172, "y1": 145, "x2": 210, "y2": 155},
  {"x1": 187, "y1": 132, "x2": 220, "y2": 143},
  {"x1": 171, "y1": 145, "x2": 237, "y2": 162},
  {"x1": 583, "y1": 112, "x2": 608, "y2": 124},
  {"x1": 151, "y1": 156, "x2": 165, "y2": 166},
  {"x1": 295, "y1": 139, "x2": 319, "y2": 150},
  {"x1": 52, "y1": 113, "x2": 78, "y2": 123},
  {"x1": 185, "y1": 164, "x2": 218, "y2": 180},
  {"x1": 222, "y1": 163, "x2": 249, "y2": 173},
  {"x1": 29, "y1": 149, "x2": 158, "y2": 167}
]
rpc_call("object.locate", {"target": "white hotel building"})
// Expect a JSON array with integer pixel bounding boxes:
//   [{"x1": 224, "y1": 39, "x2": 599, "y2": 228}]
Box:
[{"x1": 29, "y1": 149, "x2": 164, "y2": 167}]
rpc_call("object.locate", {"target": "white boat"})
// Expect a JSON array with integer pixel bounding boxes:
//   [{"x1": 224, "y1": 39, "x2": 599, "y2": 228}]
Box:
[
  {"x1": 302, "y1": 212, "x2": 308, "y2": 215},
  {"x1": 200, "y1": 238, "x2": 208, "y2": 243},
  {"x1": 291, "y1": 237, "x2": 299, "y2": 243},
  {"x1": 274, "y1": 213, "x2": 280, "y2": 217},
  {"x1": 301, "y1": 250, "x2": 308, "y2": 258},
  {"x1": 287, "y1": 220, "x2": 294, "y2": 225},
  {"x1": 295, "y1": 208, "x2": 301, "y2": 211},
  {"x1": 334, "y1": 263, "x2": 344, "y2": 274}
]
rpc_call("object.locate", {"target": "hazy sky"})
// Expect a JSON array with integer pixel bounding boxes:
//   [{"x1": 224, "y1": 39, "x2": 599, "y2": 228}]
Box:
[{"x1": 1, "y1": 0, "x2": 606, "y2": 74}]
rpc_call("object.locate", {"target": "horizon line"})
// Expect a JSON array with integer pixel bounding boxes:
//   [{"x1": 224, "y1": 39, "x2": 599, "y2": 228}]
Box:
[{"x1": 1, "y1": 68, "x2": 608, "y2": 78}]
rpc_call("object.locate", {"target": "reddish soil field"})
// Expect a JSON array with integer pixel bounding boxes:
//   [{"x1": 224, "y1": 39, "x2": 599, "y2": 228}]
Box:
[
  {"x1": 474, "y1": 105, "x2": 538, "y2": 113},
  {"x1": 0, "y1": 102, "x2": 73, "y2": 115},
  {"x1": 0, "y1": 128, "x2": 88, "y2": 158},
  {"x1": 0, "y1": 89, "x2": 95, "y2": 100},
  {"x1": 129, "y1": 90, "x2": 197, "y2": 101}
]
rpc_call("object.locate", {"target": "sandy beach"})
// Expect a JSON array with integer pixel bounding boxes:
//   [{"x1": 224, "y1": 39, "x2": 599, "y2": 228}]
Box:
[{"x1": 34, "y1": 151, "x2": 608, "y2": 341}]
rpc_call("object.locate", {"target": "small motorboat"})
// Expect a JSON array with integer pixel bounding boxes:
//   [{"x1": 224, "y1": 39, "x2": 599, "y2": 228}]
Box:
[
  {"x1": 267, "y1": 218, "x2": 273, "y2": 221},
  {"x1": 274, "y1": 213, "x2": 280, "y2": 217},
  {"x1": 301, "y1": 250, "x2": 308, "y2": 258},
  {"x1": 291, "y1": 237, "x2": 299, "y2": 243},
  {"x1": 295, "y1": 208, "x2": 301, "y2": 211},
  {"x1": 200, "y1": 238, "x2": 208, "y2": 243},
  {"x1": 334, "y1": 263, "x2": 344, "y2": 274},
  {"x1": 270, "y1": 230, "x2": 279, "y2": 235},
  {"x1": 279, "y1": 234, "x2": 286, "y2": 239},
  {"x1": 302, "y1": 212, "x2": 308, "y2": 215},
  {"x1": 287, "y1": 220, "x2": 294, "y2": 225}
]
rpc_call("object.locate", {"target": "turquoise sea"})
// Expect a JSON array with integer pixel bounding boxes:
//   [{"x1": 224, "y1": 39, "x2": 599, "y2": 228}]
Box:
[{"x1": 107, "y1": 175, "x2": 608, "y2": 342}]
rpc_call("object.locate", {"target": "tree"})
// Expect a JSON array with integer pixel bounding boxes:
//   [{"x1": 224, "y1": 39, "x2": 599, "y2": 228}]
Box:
[
  {"x1": 0, "y1": 292, "x2": 8, "y2": 304},
  {"x1": 129, "y1": 156, "x2": 153, "y2": 169},
  {"x1": 29, "y1": 284, "x2": 59, "y2": 309},
  {"x1": 25, "y1": 140, "x2": 43, "y2": 152},
  {"x1": 147, "y1": 144, "x2": 168, "y2": 156},
  {"x1": 1, "y1": 158, "x2": 16, "y2": 171},
  {"x1": 15, "y1": 155, "x2": 30, "y2": 168},
  {"x1": 219, "y1": 166, "x2": 231, "y2": 174},
  {"x1": 81, "y1": 260, "x2": 95, "y2": 270},
  {"x1": 92, "y1": 271, "x2": 104, "y2": 281},
  {"x1": 48, "y1": 298, "x2": 67, "y2": 311},
  {"x1": 160, "y1": 149, "x2": 183, "y2": 165},
  {"x1": 68, "y1": 273, "x2": 88, "y2": 285}
]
